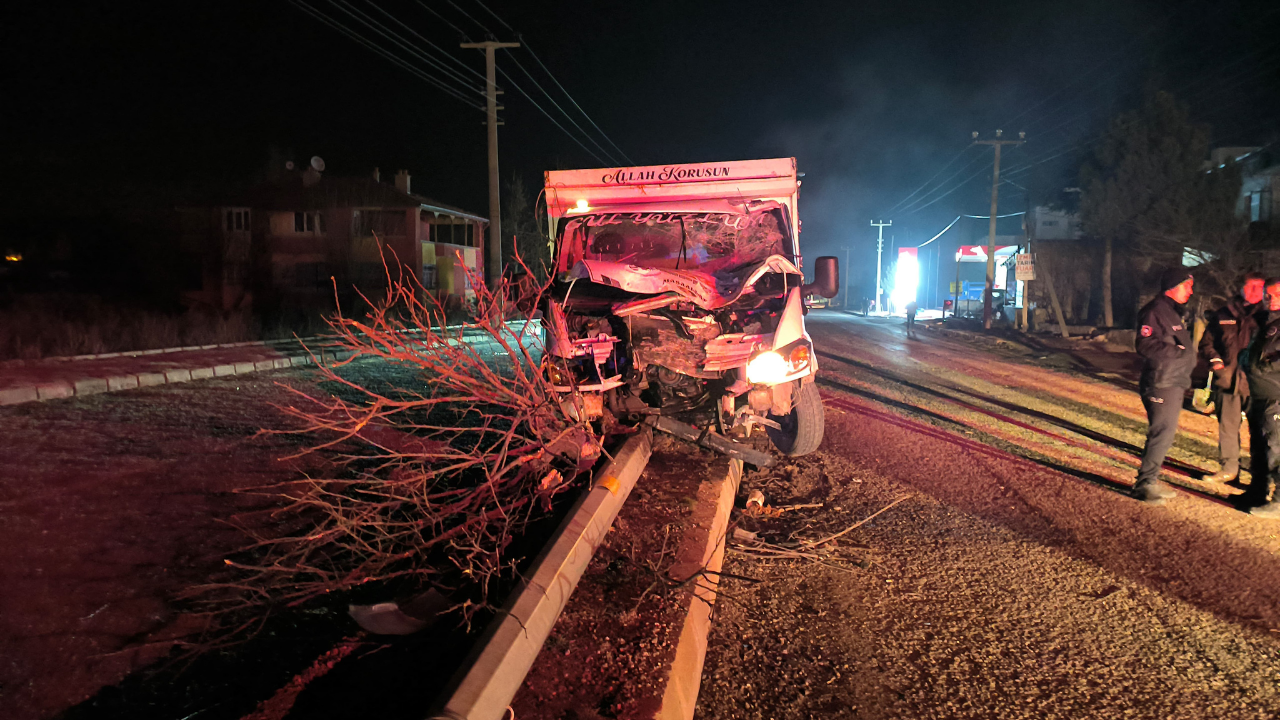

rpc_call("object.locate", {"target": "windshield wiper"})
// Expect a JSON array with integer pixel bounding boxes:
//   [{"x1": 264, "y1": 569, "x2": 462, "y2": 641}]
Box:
[{"x1": 677, "y1": 216, "x2": 688, "y2": 269}]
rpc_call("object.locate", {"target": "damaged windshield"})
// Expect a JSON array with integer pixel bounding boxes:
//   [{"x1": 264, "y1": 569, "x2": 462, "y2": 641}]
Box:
[{"x1": 559, "y1": 207, "x2": 792, "y2": 274}]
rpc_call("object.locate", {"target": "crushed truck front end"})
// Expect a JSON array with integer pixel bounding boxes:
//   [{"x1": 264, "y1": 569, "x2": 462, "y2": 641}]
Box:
[{"x1": 542, "y1": 158, "x2": 837, "y2": 457}]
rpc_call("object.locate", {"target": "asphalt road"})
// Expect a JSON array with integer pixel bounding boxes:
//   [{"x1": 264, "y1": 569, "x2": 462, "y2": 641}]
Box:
[{"x1": 698, "y1": 312, "x2": 1280, "y2": 720}]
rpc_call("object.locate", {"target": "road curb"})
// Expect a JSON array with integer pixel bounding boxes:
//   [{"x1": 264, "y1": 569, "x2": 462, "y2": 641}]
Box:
[
  {"x1": 0, "y1": 349, "x2": 355, "y2": 407},
  {"x1": 0, "y1": 321, "x2": 539, "y2": 407},
  {"x1": 431, "y1": 429, "x2": 654, "y2": 720},
  {"x1": 655, "y1": 457, "x2": 744, "y2": 720}
]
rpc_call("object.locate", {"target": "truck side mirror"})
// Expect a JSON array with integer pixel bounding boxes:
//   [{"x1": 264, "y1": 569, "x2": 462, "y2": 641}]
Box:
[{"x1": 804, "y1": 256, "x2": 839, "y2": 299}]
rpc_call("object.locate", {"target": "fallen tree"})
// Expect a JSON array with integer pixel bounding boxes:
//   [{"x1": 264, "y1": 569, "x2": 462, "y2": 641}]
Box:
[{"x1": 190, "y1": 250, "x2": 603, "y2": 635}]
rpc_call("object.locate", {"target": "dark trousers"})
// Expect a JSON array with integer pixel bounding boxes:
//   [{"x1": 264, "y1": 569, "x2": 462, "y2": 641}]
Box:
[
  {"x1": 1216, "y1": 390, "x2": 1245, "y2": 476},
  {"x1": 1246, "y1": 397, "x2": 1280, "y2": 504},
  {"x1": 1137, "y1": 386, "x2": 1185, "y2": 489}
]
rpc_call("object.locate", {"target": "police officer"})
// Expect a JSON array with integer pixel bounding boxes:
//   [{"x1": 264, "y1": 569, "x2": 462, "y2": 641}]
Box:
[
  {"x1": 1132, "y1": 268, "x2": 1197, "y2": 504},
  {"x1": 1241, "y1": 277, "x2": 1280, "y2": 519},
  {"x1": 1199, "y1": 271, "x2": 1265, "y2": 482}
]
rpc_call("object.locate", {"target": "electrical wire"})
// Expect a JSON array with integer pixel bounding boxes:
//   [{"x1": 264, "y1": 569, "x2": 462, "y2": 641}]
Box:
[
  {"x1": 444, "y1": 0, "x2": 632, "y2": 166},
  {"x1": 502, "y1": 50, "x2": 624, "y2": 165},
  {"x1": 895, "y1": 153, "x2": 991, "y2": 215},
  {"x1": 495, "y1": 65, "x2": 611, "y2": 165},
  {"x1": 916, "y1": 216, "x2": 962, "y2": 248},
  {"x1": 444, "y1": 0, "x2": 491, "y2": 35},
  {"x1": 898, "y1": 160, "x2": 997, "y2": 217},
  {"x1": 469, "y1": 0, "x2": 514, "y2": 32},
  {"x1": 414, "y1": 0, "x2": 470, "y2": 40},
  {"x1": 916, "y1": 212, "x2": 1025, "y2": 249},
  {"x1": 881, "y1": 144, "x2": 977, "y2": 216},
  {"x1": 520, "y1": 37, "x2": 635, "y2": 165},
  {"x1": 331, "y1": 0, "x2": 485, "y2": 95},
  {"x1": 292, "y1": 0, "x2": 482, "y2": 108},
  {"x1": 365, "y1": 1, "x2": 489, "y2": 84}
]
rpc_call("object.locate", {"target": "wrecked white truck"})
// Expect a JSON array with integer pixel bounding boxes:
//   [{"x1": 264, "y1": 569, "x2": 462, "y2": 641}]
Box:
[{"x1": 541, "y1": 159, "x2": 838, "y2": 461}]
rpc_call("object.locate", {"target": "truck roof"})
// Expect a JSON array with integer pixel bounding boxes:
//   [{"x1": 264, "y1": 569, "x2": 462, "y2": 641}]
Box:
[{"x1": 545, "y1": 158, "x2": 797, "y2": 219}]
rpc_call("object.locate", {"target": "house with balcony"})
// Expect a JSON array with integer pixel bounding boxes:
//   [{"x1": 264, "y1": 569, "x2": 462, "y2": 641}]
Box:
[{"x1": 185, "y1": 167, "x2": 487, "y2": 311}]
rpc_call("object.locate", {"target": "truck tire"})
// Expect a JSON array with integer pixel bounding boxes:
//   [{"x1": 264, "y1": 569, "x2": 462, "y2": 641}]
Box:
[{"x1": 766, "y1": 381, "x2": 825, "y2": 457}]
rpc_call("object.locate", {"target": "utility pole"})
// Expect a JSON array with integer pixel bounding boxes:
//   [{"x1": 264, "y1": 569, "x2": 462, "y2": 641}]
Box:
[
  {"x1": 461, "y1": 40, "x2": 519, "y2": 289},
  {"x1": 973, "y1": 130, "x2": 1024, "y2": 329},
  {"x1": 871, "y1": 220, "x2": 891, "y2": 313}
]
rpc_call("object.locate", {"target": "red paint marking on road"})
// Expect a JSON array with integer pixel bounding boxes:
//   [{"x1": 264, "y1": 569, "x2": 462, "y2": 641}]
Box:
[
  {"x1": 822, "y1": 391, "x2": 1235, "y2": 508},
  {"x1": 822, "y1": 394, "x2": 1056, "y2": 475},
  {"x1": 884, "y1": 371, "x2": 1211, "y2": 480}
]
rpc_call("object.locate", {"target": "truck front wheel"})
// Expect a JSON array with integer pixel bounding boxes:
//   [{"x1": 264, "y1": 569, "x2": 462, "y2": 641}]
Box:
[{"x1": 766, "y1": 381, "x2": 825, "y2": 457}]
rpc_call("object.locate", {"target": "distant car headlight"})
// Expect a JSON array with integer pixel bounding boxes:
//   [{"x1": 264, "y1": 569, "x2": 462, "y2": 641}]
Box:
[{"x1": 746, "y1": 351, "x2": 788, "y2": 384}]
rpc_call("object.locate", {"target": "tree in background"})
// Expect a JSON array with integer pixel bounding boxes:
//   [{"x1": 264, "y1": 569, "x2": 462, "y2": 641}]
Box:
[
  {"x1": 503, "y1": 174, "x2": 553, "y2": 279},
  {"x1": 1081, "y1": 90, "x2": 1245, "y2": 320}
]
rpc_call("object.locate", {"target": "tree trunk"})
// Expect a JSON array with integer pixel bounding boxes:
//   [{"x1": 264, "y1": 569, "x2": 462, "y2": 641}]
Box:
[
  {"x1": 1102, "y1": 236, "x2": 1114, "y2": 328},
  {"x1": 1040, "y1": 254, "x2": 1071, "y2": 339}
]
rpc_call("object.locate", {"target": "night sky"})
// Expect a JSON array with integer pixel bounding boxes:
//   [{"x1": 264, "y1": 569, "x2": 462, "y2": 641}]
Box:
[{"x1": 5, "y1": 0, "x2": 1279, "y2": 293}]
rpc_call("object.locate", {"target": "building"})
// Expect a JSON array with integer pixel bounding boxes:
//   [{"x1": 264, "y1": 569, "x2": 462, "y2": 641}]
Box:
[
  {"x1": 184, "y1": 167, "x2": 487, "y2": 311},
  {"x1": 1235, "y1": 147, "x2": 1277, "y2": 226},
  {"x1": 1026, "y1": 205, "x2": 1083, "y2": 241}
]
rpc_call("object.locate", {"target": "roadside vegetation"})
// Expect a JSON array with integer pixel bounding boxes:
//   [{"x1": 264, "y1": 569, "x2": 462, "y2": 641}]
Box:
[
  {"x1": 0, "y1": 293, "x2": 331, "y2": 361},
  {"x1": 188, "y1": 256, "x2": 603, "y2": 640}
]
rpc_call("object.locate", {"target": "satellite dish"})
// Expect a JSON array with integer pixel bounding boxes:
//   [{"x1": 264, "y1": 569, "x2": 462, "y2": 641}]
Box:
[
  {"x1": 311, "y1": 156, "x2": 326, "y2": 172},
  {"x1": 285, "y1": 160, "x2": 295, "y2": 170}
]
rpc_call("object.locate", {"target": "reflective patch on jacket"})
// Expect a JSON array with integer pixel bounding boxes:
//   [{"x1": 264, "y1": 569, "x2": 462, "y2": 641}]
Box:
[{"x1": 1140, "y1": 325, "x2": 1153, "y2": 337}]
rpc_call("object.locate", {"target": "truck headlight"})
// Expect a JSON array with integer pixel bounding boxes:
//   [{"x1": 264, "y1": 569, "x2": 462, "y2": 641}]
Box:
[{"x1": 746, "y1": 351, "x2": 787, "y2": 384}]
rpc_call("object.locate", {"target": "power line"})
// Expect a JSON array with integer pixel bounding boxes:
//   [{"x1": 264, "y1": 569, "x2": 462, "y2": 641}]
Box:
[
  {"x1": 915, "y1": 211, "x2": 1026, "y2": 249},
  {"x1": 365, "y1": 0, "x2": 489, "y2": 84},
  {"x1": 521, "y1": 38, "x2": 635, "y2": 165},
  {"x1": 463, "y1": 0, "x2": 633, "y2": 165},
  {"x1": 898, "y1": 160, "x2": 995, "y2": 217},
  {"x1": 917, "y1": 216, "x2": 962, "y2": 248},
  {"x1": 292, "y1": 0, "x2": 481, "y2": 108},
  {"x1": 444, "y1": 0, "x2": 491, "y2": 35},
  {"x1": 996, "y1": 50, "x2": 1280, "y2": 185},
  {"x1": 495, "y1": 65, "x2": 611, "y2": 165},
  {"x1": 331, "y1": 0, "x2": 485, "y2": 96},
  {"x1": 502, "y1": 50, "x2": 624, "y2": 165},
  {"x1": 414, "y1": 0, "x2": 470, "y2": 40},
  {"x1": 469, "y1": 0, "x2": 514, "y2": 33},
  {"x1": 426, "y1": 0, "x2": 629, "y2": 166},
  {"x1": 881, "y1": 144, "x2": 977, "y2": 216},
  {"x1": 896, "y1": 153, "x2": 992, "y2": 215}
]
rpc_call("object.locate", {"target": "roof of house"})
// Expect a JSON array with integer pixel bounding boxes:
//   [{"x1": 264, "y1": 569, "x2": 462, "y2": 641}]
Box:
[{"x1": 247, "y1": 174, "x2": 487, "y2": 222}]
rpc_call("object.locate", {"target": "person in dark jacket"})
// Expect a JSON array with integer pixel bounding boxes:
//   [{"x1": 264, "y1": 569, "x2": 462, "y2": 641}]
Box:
[
  {"x1": 1199, "y1": 271, "x2": 1266, "y2": 482},
  {"x1": 1132, "y1": 268, "x2": 1197, "y2": 504},
  {"x1": 1241, "y1": 277, "x2": 1280, "y2": 519}
]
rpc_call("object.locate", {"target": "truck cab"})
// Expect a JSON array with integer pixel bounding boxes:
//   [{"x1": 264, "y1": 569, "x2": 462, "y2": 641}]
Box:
[{"x1": 542, "y1": 158, "x2": 837, "y2": 457}]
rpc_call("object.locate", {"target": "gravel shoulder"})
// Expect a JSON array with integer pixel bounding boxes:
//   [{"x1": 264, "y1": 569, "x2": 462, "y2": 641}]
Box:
[{"x1": 696, "y1": 314, "x2": 1280, "y2": 720}]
